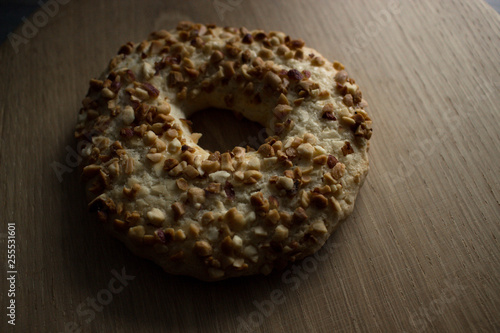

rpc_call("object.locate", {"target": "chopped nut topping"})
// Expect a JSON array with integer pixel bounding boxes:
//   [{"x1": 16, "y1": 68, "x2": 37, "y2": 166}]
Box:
[
  {"x1": 184, "y1": 165, "x2": 200, "y2": 178},
  {"x1": 331, "y1": 162, "x2": 346, "y2": 180},
  {"x1": 224, "y1": 208, "x2": 245, "y2": 230},
  {"x1": 147, "y1": 208, "x2": 165, "y2": 226},
  {"x1": 201, "y1": 160, "x2": 220, "y2": 174},
  {"x1": 313, "y1": 155, "x2": 327, "y2": 165},
  {"x1": 221, "y1": 152, "x2": 235, "y2": 172},
  {"x1": 311, "y1": 221, "x2": 328, "y2": 234},
  {"x1": 334, "y1": 70, "x2": 348, "y2": 84},
  {"x1": 341, "y1": 142, "x2": 354, "y2": 156},
  {"x1": 299, "y1": 190, "x2": 311, "y2": 208},
  {"x1": 310, "y1": 193, "x2": 328, "y2": 208},
  {"x1": 266, "y1": 209, "x2": 281, "y2": 225},
  {"x1": 287, "y1": 69, "x2": 303, "y2": 81},
  {"x1": 293, "y1": 207, "x2": 308, "y2": 223},
  {"x1": 101, "y1": 87, "x2": 115, "y2": 99},
  {"x1": 273, "y1": 225, "x2": 289, "y2": 241},
  {"x1": 163, "y1": 158, "x2": 179, "y2": 171},
  {"x1": 141, "y1": 82, "x2": 160, "y2": 98},
  {"x1": 330, "y1": 197, "x2": 342, "y2": 212},
  {"x1": 147, "y1": 153, "x2": 163, "y2": 163},
  {"x1": 222, "y1": 61, "x2": 236, "y2": 78},
  {"x1": 188, "y1": 187, "x2": 206, "y2": 204},
  {"x1": 327, "y1": 155, "x2": 338, "y2": 168},
  {"x1": 194, "y1": 240, "x2": 212, "y2": 256},
  {"x1": 322, "y1": 103, "x2": 337, "y2": 120},
  {"x1": 258, "y1": 48, "x2": 274, "y2": 59},
  {"x1": 176, "y1": 178, "x2": 189, "y2": 191},
  {"x1": 171, "y1": 202, "x2": 185, "y2": 219},
  {"x1": 263, "y1": 71, "x2": 282, "y2": 90},
  {"x1": 311, "y1": 57, "x2": 325, "y2": 66},
  {"x1": 128, "y1": 225, "x2": 145, "y2": 242},
  {"x1": 210, "y1": 50, "x2": 224, "y2": 63},
  {"x1": 201, "y1": 211, "x2": 215, "y2": 225},
  {"x1": 175, "y1": 229, "x2": 186, "y2": 241},
  {"x1": 297, "y1": 143, "x2": 314, "y2": 159},
  {"x1": 278, "y1": 176, "x2": 294, "y2": 190},
  {"x1": 257, "y1": 143, "x2": 275, "y2": 157},
  {"x1": 273, "y1": 104, "x2": 293, "y2": 120},
  {"x1": 243, "y1": 170, "x2": 263, "y2": 184}
]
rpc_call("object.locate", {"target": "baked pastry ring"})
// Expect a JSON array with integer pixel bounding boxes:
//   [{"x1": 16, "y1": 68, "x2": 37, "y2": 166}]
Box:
[{"x1": 75, "y1": 22, "x2": 372, "y2": 280}]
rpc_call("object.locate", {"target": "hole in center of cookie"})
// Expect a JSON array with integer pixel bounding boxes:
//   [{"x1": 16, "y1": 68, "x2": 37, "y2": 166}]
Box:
[{"x1": 189, "y1": 108, "x2": 268, "y2": 152}]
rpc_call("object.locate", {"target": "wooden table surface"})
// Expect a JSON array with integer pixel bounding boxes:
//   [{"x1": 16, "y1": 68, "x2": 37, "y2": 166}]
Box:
[{"x1": 1, "y1": 0, "x2": 499, "y2": 332}]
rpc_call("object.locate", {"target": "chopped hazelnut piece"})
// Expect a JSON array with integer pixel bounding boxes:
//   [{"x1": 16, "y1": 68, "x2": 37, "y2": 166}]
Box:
[
  {"x1": 334, "y1": 70, "x2": 348, "y2": 84},
  {"x1": 273, "y1": 104, "x2": 293, "y2": 120},
  {"x1": 210, "y1": 50, "x2": 224, "y2": 63},
  {"x1": 311, "y1": 221, "x2": 328, "y2": 234},
  {"x1": 278, "y1": 176, "x2": 294, "y2": 190},
  {"x1": 310, "y1": 193, "x2": 328, "y2": 208},
  {"x1": 341, "y1": 142, "x2": 354, "y2": 156},
  {"x1": 263, "y1": 71, "x2": 282, "y2": 90},
  {"x1": 220, "y1": 152, "x2": 235, "y2": 172},
  {"x1": 147, "y1": 153, "x2": 163, "y2": 163},
  {"x1": 147, "y1": 208, "x2": 165, "y2": 226},
  {"x1": 243, "y1": 170, "x2": 263, "y2": 184},
  {"x1": 128, "y1": 225, "x2": 145, "y2": 242},
  {"x1": 171, "y1": 202, "x2": 185, "y2": 219},
  {"x1": 224, "y1": 208, "x2": 246, "y2": 230},
  {"x1": 311, "y1": 57, "x2": 325, "y2": 66},
  {"x1": 299, "y1": 190, "x2": 311, "y2": 208},
  {"x1": 330, "y1": 197, "x2": 342, "y2": 212},
  {"x1": 201, "y1": 211, "x2": 215, "y2": 225},
  {"x1": 297, "y1": 143, "x2": 314, "y2": 159},
  {"x1": 188, "y1": 187, "x2": 206, "y2": 204},
  {"x1": 184, "y1": 165, "x2": 200, "y2": 178},
  {"x1": 175, "y1": 229, "x2": 186, "y2": 241},
  {"x1": 194, "y1": 241, "x2": 213, "y2": 256},
  {"x1": 176, "y1": 178, "x2": 189, "y2": 191},
  {"x1": 313, "y1": 155, "x2": 327, "y2": 165},
  {"x1": 266, "y1": 209, "x2": 281, "y2": 225},
  {"x1": 205, "y1": 182, "x2": 221, "y2": 194},
  {"x1": 331, "y1": 162, "x2": 346, "y2": 180},
  {"x1": 257, "y1": 143, "x2": 274, "y2": 157},
  {"x1": 163, "y1": 158, "x2": 179, "y2": 171},
  {"x1": 273, "y1": 225, "x2": 289, "y2": 241},
  {"x1": 293, "y1": 207, "x2": 308, "y2": 223}
]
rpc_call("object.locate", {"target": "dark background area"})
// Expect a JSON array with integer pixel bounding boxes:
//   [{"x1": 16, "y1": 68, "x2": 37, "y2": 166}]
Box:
[{"x1": 1, "y1": 0, "x2": 500, "y2": 44}]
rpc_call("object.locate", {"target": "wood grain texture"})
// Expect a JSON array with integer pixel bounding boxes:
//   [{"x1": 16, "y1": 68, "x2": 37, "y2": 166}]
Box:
[{"x1": 1, "y1": 0, "x2": 499, "y2": 332}]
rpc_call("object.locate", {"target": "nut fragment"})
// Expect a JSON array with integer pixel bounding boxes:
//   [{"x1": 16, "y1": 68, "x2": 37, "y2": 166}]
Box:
[
  {"x1": 293, "y1": 207, "x2": 308, "y2": 223},
  {"x1": 128, "y1": 225, "x2": 145, "y2": 242},
  {"x1": 221, "y1": 152, "x2": 235, "y2": 172},
  {"x1": 201, "y1": 211, "x2": 215, "y2": 225},
  {"x1": 194, "y1": 241, "x2": 213, "y2": 257},
  {"x1": 188, "y1": 187, "x2": 206, "y2": 204},
  {"x1": 147, "y1": 208, "x2": 165, "y2": 226},
  {"x1": 176, "y1": 178, "x2": 189, "y2": 191},
  {"x1": 224, "y1": 208, "x2": 245, "y2": 230},
  {"x1": 273, "y1": 225, "x2": 289, "y2": 241},
  {"x1": 313, "y1": 155, "x2": 327, "y2": 165},
  {"x1": 331, "y1": 162, "x2": 346, "y2": 180},
  {"x1": 311, "y1": 220, "x2": 328, "y2": 234},
  {"x1": 297, "y1": 143, "x2": 314, "y2": 159},
  {"x1": 341, "y1": 142, "x2": 354, "y2": 156},
  {"x1": 171, "y1": 202, "x2": 185, "y2": 219},
  {"x1": 310, "y1": 193, "x2": 328, "y2": 208},
  {"x1": 273, "y1": 104, "x2": 293, "y2": 120}
]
